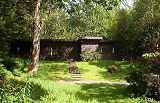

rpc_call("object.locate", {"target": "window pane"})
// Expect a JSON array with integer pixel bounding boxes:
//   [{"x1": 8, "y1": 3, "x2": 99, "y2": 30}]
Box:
[
  {"x1": 101, "y1": 47, "x2": 115, "y2": 54},
  {"x1": 51, "y1": 47, "x2": 63, "y2": 57}
]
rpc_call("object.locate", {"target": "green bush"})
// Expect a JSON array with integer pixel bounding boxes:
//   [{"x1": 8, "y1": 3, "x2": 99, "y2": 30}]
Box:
[
  {"x1": 135, "y1": 96, "x2": 158, "y2": 103},
  {"x1": 0, "y1": 79, "x2": 33, "y2": 103},
  {"x1": 0, "y1": 57, "x2": 48, "y2": 102},
  {"x1": 141, "y1": 52, "x2": 160, "y2": 66},
  {"x1": 142, "y1": 52, "x2": 160, "y2": 59},
  {"x1": 128, "y1": 52, "x2": 160, "y2": 101},
  {"x1": 1, "y1": 57, "x2": 18, "y2": 72},
  {"x1": 0, "y1": 66, "x2": 6, "y2": 82},
  {"x1": 126, "y1": 70, "x2": 160, "y2": 101},
  {"x1": 13, "y1": 69, "x2": 23, "y2": 76},
  {"x1": 0, "y1": 78, "x2": 48, "y2": 102},
  {"x1": 0, "y1": 51, "x2": 18, "y2": 72},
  {"x1": 80, "y1": 52, "x2": 101, "y2": 62},
  {"x1": 150, "y1": 63, "x2": 160, "y2": 74},
  {"x1": 0, "y1": 51, "x2": 29, "y2": 75},
  {"x1": 107, "y1": 65, "x2": 120, "y2": 73},
  {"x1": 0, "y1": 65, "x2": 12, "y2": 81}
]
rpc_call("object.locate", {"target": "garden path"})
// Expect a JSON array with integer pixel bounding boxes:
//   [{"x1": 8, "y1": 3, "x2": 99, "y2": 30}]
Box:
[{"x1": 59, "y1": 79, "x2": 130, "y2": 85}]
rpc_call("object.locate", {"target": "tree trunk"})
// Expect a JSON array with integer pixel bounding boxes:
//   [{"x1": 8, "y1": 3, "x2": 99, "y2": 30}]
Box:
[{"x1": 28, "y1": 0, "x2": 42, "y2": 74}]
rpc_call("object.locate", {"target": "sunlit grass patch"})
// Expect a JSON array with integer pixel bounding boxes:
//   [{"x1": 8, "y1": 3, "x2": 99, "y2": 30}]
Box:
[
  {"x1": 36, "y1": 60, "x2": 136, "y2": 81},
  {"x1": 77, "y1": 60, "x2": 136, "y2": 81}
]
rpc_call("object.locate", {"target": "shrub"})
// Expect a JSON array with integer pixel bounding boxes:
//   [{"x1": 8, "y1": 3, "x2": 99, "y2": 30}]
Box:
[
  {"x1": 107, "y1": 65, "x2": 120, "y2": 73},
  {"x1": 142, "y1": 52, "x2": 160, "y2": 59},
  {"x1": 142, "y1": 52, "x2": 160, "y2": 66},
  {"x1": 1, "y1": 57, "x2": 18, "y2": 72},
  {"x1": 149, "y1": 63, "x2": 160, "y2": 75},
  {"x1": 131, "y1": 52, "x2": 160, "y2": 68},
  {"x1": 80, "y1": 52, "x2": 101, "y2": 62},
  {"x1": 0, "y1": 79, "x2": 33, "y2": 103},
  {"x1": 0, "y1": 51, "x2": 18, "y2": 72},
  {"x1": 0, "y1": 51, "x2": 29, "y2": 74},
  {"x1": 126, "y1": 70, "x2": 160, "y2": 101},
  {"x1": 13, "y1": 69, "x2": 23, "y2": 76},
  {"x1": 127, "y1": 52, "x2": 160, "y2": 101},
  {"x1": 0, "y1": 78, "x2": 48, "y2": 102},
  {"x1": 0, "y1": 65, "x2": 12, "y2": 81},
  {"x1": 135, "y1": 96, "x2": 158, "y2": 103}
]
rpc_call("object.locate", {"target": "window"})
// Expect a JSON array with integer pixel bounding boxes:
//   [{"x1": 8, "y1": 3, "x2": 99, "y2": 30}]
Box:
[
  {"x1": 51, "y1": 47, "x2": 63, "y2": 57},
  {"x1": 17, "y1": 47, "x2": 20, "y2": 52},
  {"x1": 30, "y1": 47, "x2": 32, "y2": 53},
  {"x1": 100, "y1": 47, "x2": 115, "y2": 54},
  {"x1": 57, "y1": 48, "x2": 63, "y2": 57}
]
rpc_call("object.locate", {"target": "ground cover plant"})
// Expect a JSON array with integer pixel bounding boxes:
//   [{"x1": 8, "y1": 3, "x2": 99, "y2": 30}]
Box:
[
  {"x1": 80, "y1": 52, "x2": 102, "y2": 62},
  {"x1": 0, "y1": 58, "x2": 159, "y2": 102},
  {"x1": 126, "y1": 52, "x2": 160, "y2": 101}
]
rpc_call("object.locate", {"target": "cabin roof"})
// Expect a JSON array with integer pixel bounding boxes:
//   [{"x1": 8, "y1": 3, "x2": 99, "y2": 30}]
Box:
[
  {"x1": 79, "y1": 37, "x2": 103, "y2": 40},
  {"x1": 41, "y1": 39, "x2": 78, "y2": 42},
  {"x1": 99, "y1": 40, "x2": 119, "y2": 43}
]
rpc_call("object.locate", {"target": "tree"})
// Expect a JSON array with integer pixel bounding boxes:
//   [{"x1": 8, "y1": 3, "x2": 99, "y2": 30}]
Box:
[
  {"x1": 41, "y1": 1, "x2": 119, "y2": 39},
  {"x1": 0, "y1": 0, "x2": 34, "y2": 51},
  {"x1": 28, "y1": 0, "x2": 42, "y2": 74},
  {"x1": 110, "y1": 0, "x2": 160, "y2": 59},
  {"x1": 28, "y1": 0, "x2": 67, "y2": 74},
  {"x1": 28, "y1": 0, "x2": 121, "y2": 74}
]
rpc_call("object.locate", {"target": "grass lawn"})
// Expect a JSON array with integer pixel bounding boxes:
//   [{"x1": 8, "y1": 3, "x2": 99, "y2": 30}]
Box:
[
  {"x1": 37, "y1": 60, "x2": 136, "y2": 82},
  {"x1": 27, "y1": 77, "x2": 140, "y2": 103},
  {"x1": 10, "y1": 59, "x2": 142, "y2": 103}
]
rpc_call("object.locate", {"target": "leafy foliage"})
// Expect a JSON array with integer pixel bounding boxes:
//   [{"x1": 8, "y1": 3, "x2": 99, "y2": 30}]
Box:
[
  {"x1": 0, "y1": 79, "x2": 33, "y2": 102},
  {"x1": 0, "y1": 51, "x2": 30, "y2": 76},
  {"x1": 111, "y1": 0, "x2": 160, "y2": 59},
  {"x1": 1, "y1": 57, "x2": 18, "y2": 72},
  {"x1": 142, "y1": 52, "x2": 160, "y2": 65},
  {"x1": 0, "y1": 78, "x2": 48, "y2": 102},
  {"x1": 126, "y1": 70, "x2": 160, "y2": 101},
  {"x1": 80, "y1": 52, "x2": 101, "y2": 62},
  {"x1": 150, "y1": 63, "x2": 160, "y2": 75},
  {"x1": 126, "y1": 71, "x2": 148, "y2": 96},
  {"x1": 0, "y1": 66, "x2": 48, "y2": 102},
  {"x1": 107, "y1": 65, "x2": 120, "y2": 73},
  {"x1": 0, "y1": 0, "x2": 34, "y2": 50},
  {"x1": 41, "y1": 0, "x2": 120, "y2": 39},
  {"x1": 0, "y1": 51, "x2": 17, "y2": 72},
  {"x1": 127, "y1": 51, "x2": 160, "y2": 100},
  {"x1": 132, "y1": 52, "x2": 160, "y2": 68}
]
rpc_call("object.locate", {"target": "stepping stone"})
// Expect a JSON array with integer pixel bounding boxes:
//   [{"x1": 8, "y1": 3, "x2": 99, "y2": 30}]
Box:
[{"x1": 71, "y1": 73, "x2": 82, "y2": 78}]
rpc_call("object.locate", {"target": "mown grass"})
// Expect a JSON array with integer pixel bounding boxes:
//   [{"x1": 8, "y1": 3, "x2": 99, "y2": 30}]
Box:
[
  {"x1": 3, "y1": 58, "x2": 144, "y2": 103},
  {"x1": 27, "y1": 60, "x2": 139, "y2": 102},
  {"x1": 37, "y1": 60, "x2": 136, "y2": 81},
  {"x1": 27, "y1": 77, "x2": 140, "y2": 103}
]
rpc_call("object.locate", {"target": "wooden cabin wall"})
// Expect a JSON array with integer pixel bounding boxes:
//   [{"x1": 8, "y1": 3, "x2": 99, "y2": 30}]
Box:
[{"x1": 10, "y1": 39, "x2": 120, "y2": 61}]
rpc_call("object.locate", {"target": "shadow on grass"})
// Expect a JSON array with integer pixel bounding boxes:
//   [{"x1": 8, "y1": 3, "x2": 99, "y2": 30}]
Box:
[
  {"x1": 38, "y1": 61, "x2": 70, "y2": 80},
  {"x1": 89, "y1": 60, "x2": 130, "y2": 69},
  {"x1": 39, "y1": 60, "x2": 68, "y2": 64},
  {"x1": 50, "y1": 64, "x2": 68, "y2": 72},
  {"x1": 89, "y1": 61, "x2": 136, "y2": 81},
  {"x1": 29, "y1": 81, "x2": 48, "y2": 100},
  {"x1": 77, "y1": 84, "x2": 129, "y2": 102}
]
